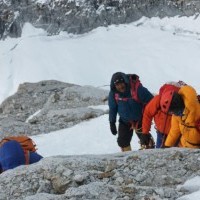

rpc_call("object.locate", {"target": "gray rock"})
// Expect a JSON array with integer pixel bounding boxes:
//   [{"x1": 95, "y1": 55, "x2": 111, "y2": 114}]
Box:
[
  {"x1": 74, "y1": 174, "x2": 85, "y2": 184},
  {"x1": 0, "y1": 80, "x2": 108, "y2": 139},
  {"x1": 0, "y1": 148, "x2": 199, "y2": 199}
]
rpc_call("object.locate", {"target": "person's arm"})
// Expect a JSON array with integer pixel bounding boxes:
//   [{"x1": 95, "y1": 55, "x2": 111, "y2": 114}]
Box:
[
  {"x1": 179, "y1": 85, "x2": 199, "y2": 125},
  {"x1": 108, "y1": 91, "x2": 118, "y2": 123},
  {"x1": 142, "y1": 96, "x2": 160, "y2": 134},
  {"x1": 108, "y1": 91, "x2": 118, "y2": 135},
  {"x1": 165, "y1": 116, "x2": 181, "y2": 147}
]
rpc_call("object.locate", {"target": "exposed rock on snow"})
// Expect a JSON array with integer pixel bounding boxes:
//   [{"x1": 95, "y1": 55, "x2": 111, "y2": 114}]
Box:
[
  {"x1": 0, "y1": 148, "x2": 199, "y2": 199},
  {"x1": 0, "y1": 80, "x2": 108, "y2": 138}
]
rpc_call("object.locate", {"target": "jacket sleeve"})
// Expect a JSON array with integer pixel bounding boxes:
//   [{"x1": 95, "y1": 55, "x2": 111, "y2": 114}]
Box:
[
  {"x1": 142, "y1": 95, "x2": 160, "y2": 134},
  {"x1": 179, "y1": 85, "x2": 199, "y2": 126},
  {"x1": 137, "y1": 85, "x2": 153, "y2": 105},
  {"x1": 108, "y1": 91, "x2": 118, "y2": 123},
  {"x1": 165, "y1": 116, "x2": 181, "y2": 147}
]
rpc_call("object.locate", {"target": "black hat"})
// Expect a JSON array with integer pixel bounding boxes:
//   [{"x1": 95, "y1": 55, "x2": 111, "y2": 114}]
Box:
[
  {"x1": 112, "y1": 73, "x2": 125, "y2": 85},
  {"x1": 168, "y1": 92, "x2": 185, "y2": 116}
]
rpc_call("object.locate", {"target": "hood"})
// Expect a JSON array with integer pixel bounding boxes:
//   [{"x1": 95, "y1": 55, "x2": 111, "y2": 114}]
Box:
[{"x1": 110, "y1": 72, "x2": 129, "y2": 92}]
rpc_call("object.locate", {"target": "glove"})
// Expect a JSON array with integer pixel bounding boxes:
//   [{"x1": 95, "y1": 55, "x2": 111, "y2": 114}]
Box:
[
  {"x1": 140, "y1": 134, "x2": 151, "y2": 146},
  {"x1": 110, "y1": 122, "x2": 117, "y2": 135},
  {"x1": 140, "y1": 134, "x2": 155, "y2": 149}
]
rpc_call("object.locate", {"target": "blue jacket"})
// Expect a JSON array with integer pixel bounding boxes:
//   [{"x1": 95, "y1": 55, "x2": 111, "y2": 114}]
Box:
[
  {"x1": 0, "y1": 140, "x2": 43, "y2": 172},
  {"x1": 109, "y1": 72, "x2": 153, "y2": 124}
]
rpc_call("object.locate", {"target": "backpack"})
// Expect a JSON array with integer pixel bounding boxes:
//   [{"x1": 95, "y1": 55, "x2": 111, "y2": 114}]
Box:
[
  {"x1": 159, "y1": 81, "x2": 186, "y2": 96},
  {"x1": 0, "y1": 136, "x2": 37, "y2": 164},
  {"x1": 114, "y1": 74, "x2": 142, "y2": 104}
]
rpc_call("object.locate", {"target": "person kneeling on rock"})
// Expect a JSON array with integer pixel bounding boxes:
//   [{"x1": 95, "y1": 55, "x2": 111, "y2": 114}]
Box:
[{"x1": 0, "y1": 137, "x2": 43, "y2": 173}]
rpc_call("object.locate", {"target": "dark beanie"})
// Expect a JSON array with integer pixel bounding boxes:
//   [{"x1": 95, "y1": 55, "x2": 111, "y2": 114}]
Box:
[
  {"x1": 168, "y1": 92, "x2": 185, "y2": 115},
  {"x1": 112, "y1": 73, "x2": 125, "y2": 85}
]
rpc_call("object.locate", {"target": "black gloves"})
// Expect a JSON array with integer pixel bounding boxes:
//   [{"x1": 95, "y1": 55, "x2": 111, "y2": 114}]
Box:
[
  {"x1": 110, "y1": 122, "x2": 117, "y2": 135},
  {"x1": 140, "y1": 134, "x2": 151, "y2": 145},
  {"x1": 139, "y1": 133, "x2": 155, "y2": 149}
]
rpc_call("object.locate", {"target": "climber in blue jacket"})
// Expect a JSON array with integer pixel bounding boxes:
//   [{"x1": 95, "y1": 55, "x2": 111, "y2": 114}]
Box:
[{"x1": 0, "y1": 140, "x2": 43, "y2": 173}]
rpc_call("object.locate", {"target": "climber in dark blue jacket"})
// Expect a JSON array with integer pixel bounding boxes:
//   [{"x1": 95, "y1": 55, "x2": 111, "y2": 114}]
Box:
[
  {"x1": 108, "y1": 72, "x2": 155, "y2": 151},
  {"x1": 0, "y1": 140, "x2": 43, "y2": 172}
]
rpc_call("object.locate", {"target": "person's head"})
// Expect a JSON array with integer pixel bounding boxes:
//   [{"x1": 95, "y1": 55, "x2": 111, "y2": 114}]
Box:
[
  {"x1": 160, "y1": 90, "x2": 185, "y2": 116},
  {"x1": 112, "y1": 72, "x2": 126, "y2": 93}
]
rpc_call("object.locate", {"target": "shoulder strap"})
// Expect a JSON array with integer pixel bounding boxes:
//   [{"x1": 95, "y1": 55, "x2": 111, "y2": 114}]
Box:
[
  {"x1": 114, "y1": 93, "x2": 119, "y2": 104},
  {"x1": 129, "y1": 75, "x2": 142, "y2": 103},
  {"x1": 24, "y1": 150, "x2": 30, "y2": 165}
]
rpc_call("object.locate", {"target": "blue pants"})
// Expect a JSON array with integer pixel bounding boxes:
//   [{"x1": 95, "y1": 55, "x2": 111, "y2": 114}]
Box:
[{"x1": 156, "y1": 131, "x2": 166, "y2": 148}]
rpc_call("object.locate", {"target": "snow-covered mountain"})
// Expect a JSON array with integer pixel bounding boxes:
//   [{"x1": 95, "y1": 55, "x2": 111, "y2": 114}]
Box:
[
  {"x1": 1, "y1": 16, "x2": 200, "y2": 103},
  {"x1": 1, "y1": 0, "x2": 200, "y2": 39},
  {"x1": 0, "y1": 14, "x2": 200, "y2": 200}
]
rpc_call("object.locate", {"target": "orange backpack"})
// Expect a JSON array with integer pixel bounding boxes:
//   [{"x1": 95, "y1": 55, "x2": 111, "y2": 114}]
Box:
[{"x1": 0, "y1": 136, "x2": 37, "y2": 164}]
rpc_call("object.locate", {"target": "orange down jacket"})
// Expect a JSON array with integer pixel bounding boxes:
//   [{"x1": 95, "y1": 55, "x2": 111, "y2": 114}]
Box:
[
  {"x1": 142, "y1": 95, "x2": 172, "y2": 135},
  {"x1": 165, "y1": 85, "x2": 200, "y2": 148}
]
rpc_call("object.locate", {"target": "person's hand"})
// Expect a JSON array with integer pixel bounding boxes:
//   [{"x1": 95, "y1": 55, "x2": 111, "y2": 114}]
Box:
[
  {"x1": 140, "y1": 134, "x2": 150, "y2": 145},
  {"x1": 140, "y1": 133, "x2": 155, "y2": 149},
  {"x1": 110, "y1": 122, "x2": 117, "y2": 135}
]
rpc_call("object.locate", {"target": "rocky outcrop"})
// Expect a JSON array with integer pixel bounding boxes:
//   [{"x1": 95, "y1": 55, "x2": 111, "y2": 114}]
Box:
[
  {"x1": 0, "y1": 0, "x2": 200, "y2": 39},
  {"x1": 0, "y1": 80, "x2": 108, "y2": 138},
  {"x1": 0, "y1": 148, "x2": 199, "y2": 199}
]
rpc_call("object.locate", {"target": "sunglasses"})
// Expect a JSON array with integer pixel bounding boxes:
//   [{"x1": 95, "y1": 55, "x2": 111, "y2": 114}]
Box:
[{"x1": 114, "y1": 78, "x2": 124, "y2": 85}]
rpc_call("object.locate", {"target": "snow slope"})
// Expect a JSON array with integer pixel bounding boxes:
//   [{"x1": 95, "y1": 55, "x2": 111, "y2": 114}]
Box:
[
  {"x1": 0, "y1": 16, "x2": 200, "y2": 103},
  {"x1": 0, "y1": 16, "x2": 200, "y2": 199}
]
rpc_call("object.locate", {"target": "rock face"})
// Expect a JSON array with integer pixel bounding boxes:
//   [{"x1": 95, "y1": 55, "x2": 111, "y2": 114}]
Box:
[
  {"x1": 0, "y1": 148, "x2": 200, "y2": 199},
  {"x1": 0, "y1": 0, "x2": 200, "y2": 39},
  {"x1": 0, "y1": 80, "x2": 108, "y2": 139}
]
